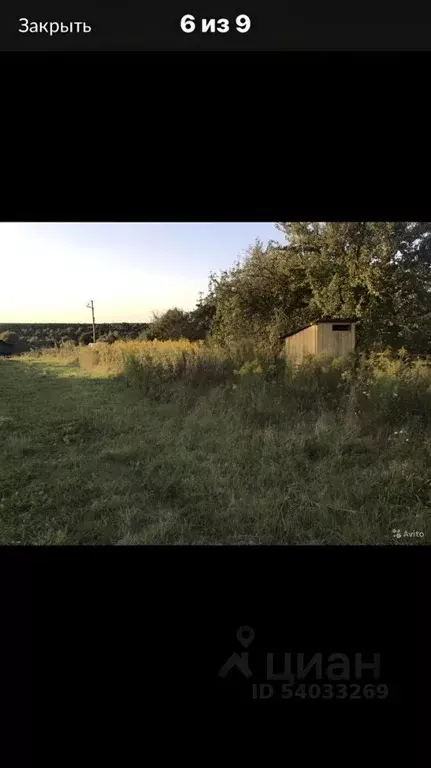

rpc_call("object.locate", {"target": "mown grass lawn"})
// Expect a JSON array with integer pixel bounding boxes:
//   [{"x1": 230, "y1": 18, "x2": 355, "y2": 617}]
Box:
[{"x1": 0, "y1": 354, "x2": 429, "y2": 545}]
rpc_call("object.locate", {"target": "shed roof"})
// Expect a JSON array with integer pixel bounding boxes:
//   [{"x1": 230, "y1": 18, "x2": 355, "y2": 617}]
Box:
[{"x1": 280, "y1": 318, "x2": 359, "y2": 340}]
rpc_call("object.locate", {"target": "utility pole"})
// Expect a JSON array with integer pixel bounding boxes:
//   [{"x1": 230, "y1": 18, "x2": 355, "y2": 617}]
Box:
[{"x1": 86, "y1": 300, "x2": 96, "y2": 342}]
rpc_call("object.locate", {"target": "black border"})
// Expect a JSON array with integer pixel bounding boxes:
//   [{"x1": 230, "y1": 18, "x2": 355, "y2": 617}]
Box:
[
  {"x1": 1, "y1": 545, "x2": 426, "y2": 764},
  {"x1": 4, "y1": 190, "x2": 430, "y2": 224},
  {"x1": 4, "y1": 49, "x2": 430, "y2": 225}
]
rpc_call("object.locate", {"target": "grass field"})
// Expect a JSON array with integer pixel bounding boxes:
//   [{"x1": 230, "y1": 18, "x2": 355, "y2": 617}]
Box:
[{"x1": 0, "y1": 341, "x2": 430, "y2": 544}]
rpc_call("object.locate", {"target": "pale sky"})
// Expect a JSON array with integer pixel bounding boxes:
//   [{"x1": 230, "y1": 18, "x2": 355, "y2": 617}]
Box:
[{"x1": 0, "y1": 223, "x2": 284, "y2": 323}]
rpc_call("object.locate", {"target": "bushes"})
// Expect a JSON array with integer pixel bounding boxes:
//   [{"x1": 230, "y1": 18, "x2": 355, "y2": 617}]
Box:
[
  {"x1": 20, "y1": 340, "x2": 80, "y2": 364},
  {"x1": 79, "y1": 332, "x2": 93, "y2": 346},
  {"x1": 122, "y1": 345, "x2": 234, "y2": 397},
  {"x1": 19, "y1": 340, "x2": 431, "y2": 434},
  {"x1": 0, "y1": 331, "x2": 19, "y2": 345},
  {"x1": 227, "y1": 348, "x2": 431, "y2": 435},
  {"x1": 351, "y1": 352, "x2": 431, "y2": 431}
]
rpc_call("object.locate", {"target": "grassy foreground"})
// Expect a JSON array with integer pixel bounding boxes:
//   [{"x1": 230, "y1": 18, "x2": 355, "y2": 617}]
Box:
[{"x1": 0, "y1": 340, "x2": 430, "y2": 545}]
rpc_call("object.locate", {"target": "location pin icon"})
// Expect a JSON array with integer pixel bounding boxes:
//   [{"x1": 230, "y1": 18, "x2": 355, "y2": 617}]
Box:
[{"x1": 237, "y1": 626, "x2": 255, "y2": 648}]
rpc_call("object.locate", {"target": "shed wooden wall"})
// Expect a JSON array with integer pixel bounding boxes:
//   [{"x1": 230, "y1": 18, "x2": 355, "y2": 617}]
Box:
[
  {"x1": 285, "y1": 325, "x2": 317, "y2": 364},
  {"x1": 317, "y1": 323, "x2": 355, "y2": 357}
]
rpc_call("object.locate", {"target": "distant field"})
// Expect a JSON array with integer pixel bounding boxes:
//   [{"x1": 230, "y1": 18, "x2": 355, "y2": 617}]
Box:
[{"x1": 0, "y1": 341, "x2": 430, "y2": 544}]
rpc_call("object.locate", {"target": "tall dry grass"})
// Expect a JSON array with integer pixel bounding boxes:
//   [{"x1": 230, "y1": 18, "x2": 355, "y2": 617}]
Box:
[
  {"x1": 5, "y1": 340, "x2": 430, "y2": 543},
  {"x1": 21, "y1": 339, "x2": 431, "y2": 432}
]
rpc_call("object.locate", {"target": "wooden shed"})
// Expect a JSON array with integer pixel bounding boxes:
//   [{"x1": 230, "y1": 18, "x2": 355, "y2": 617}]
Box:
[
  {"x1": 0, "y1": 340, "x2": 14, "y2": 356},
  {"x1": 281, "y1": 318, "x2": 357, "y2": 365}
]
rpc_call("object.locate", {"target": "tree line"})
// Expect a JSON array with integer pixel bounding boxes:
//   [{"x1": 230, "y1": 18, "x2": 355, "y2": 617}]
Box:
[
  {"x1": 2, "y1": 223, "x2": 430, "y2": 356},
  {"x1": 132, "y1": 222, "x2": 431, "y2": 355},
  {"x1": 0, "y1": 323, "x2": 150, "y2": 351}
]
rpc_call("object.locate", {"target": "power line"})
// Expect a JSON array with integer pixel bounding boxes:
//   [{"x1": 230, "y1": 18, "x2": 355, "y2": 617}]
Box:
[{"x1": 86, "y1": 300, "x2": 96, "y2": 342}]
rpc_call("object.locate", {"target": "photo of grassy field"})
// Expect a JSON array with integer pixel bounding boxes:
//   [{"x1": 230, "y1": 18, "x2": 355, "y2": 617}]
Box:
[{"x1": 1, "y1": 221, "x2": 430, "y2": 545}]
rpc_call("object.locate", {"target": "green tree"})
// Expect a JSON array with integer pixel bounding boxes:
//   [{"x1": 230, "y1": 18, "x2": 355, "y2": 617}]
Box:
[
  {"x1": 209, "y1": 238, "x2": 313, "y2": 352},
  {"x1": 150, "y1": 308, "x2": 192, "y2": 341},
  {"x1": 276, "y1": 221, "x2": 431, "y2": 352},
  {"x1": 187, "y1": 291, "x2": 217, "y2": 341},
  {"x1": 206, "y1": 223, "x2": 431, "y2": 354}
]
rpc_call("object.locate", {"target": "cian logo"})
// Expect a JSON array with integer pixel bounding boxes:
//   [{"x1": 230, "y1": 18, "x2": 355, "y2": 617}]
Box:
[
  {"x1": 218, "y1": 626, "x2": 255, "y2": 678},
  {"x1": 218, "y1": 627, "x2": 382, "y2": 694}
]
